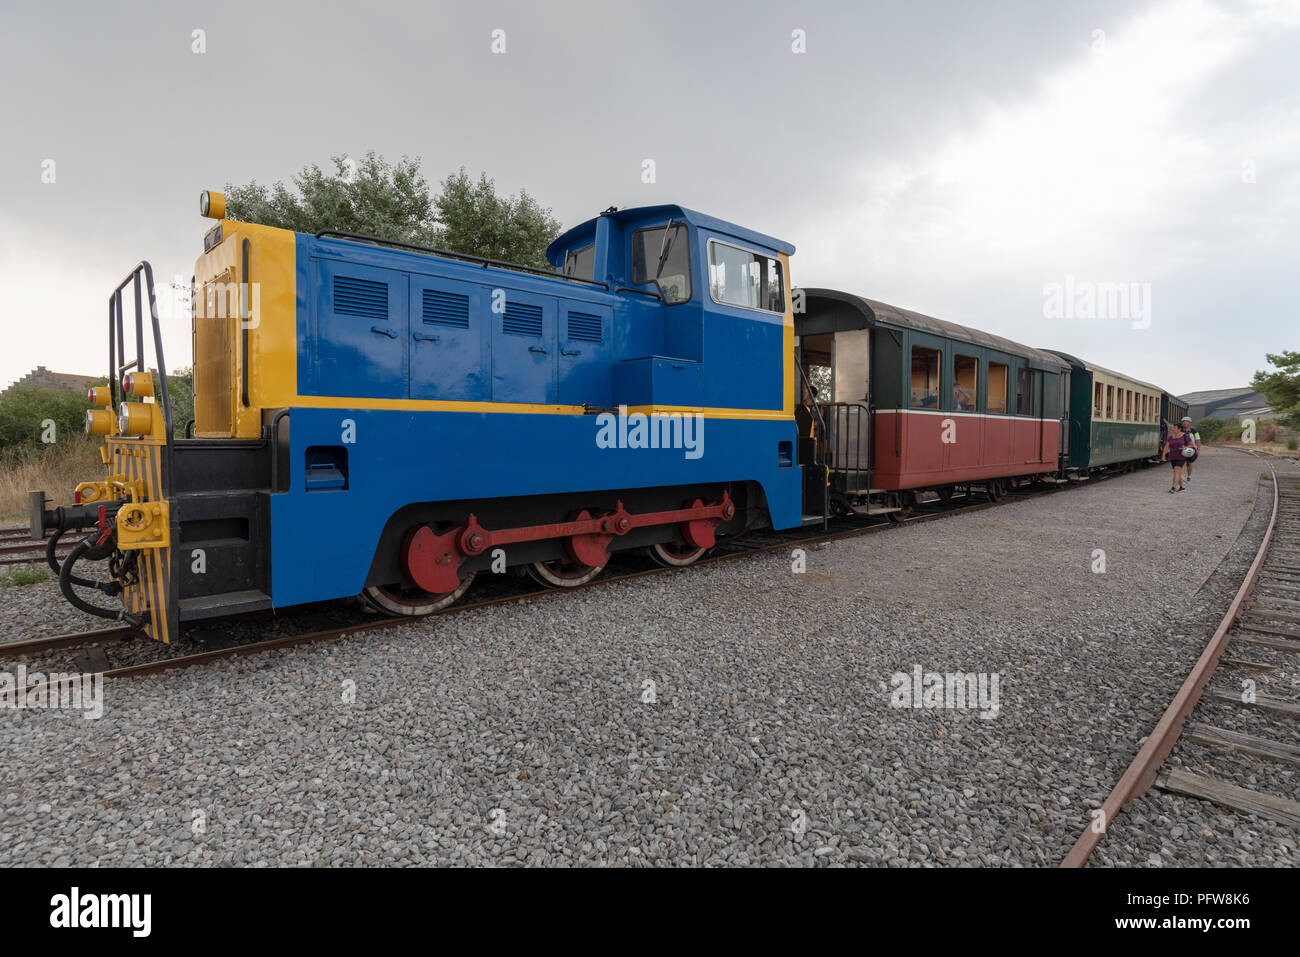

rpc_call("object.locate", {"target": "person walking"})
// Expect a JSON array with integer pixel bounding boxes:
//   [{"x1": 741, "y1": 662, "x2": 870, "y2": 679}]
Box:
[
  {"x1": 1181, "y1": 416, "x2": 1201, "y2": 483},
  {"x1": 1162, "y1": 420, "x2": 1189, "y2": 492}
]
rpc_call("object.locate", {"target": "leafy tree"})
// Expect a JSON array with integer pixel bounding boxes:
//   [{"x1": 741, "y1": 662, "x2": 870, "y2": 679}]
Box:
[
  {"x1": 434, "y1": 168, "x2": 562, "y2": 269},
  {"x1": 1251, "y1": 350, "x2": 1300, "y2": 427},
  {"x1": 225, "y1": 153, "x2": 439, "y2": 245},
  {"x1": 165, "y1": 368, "x2": 194, "y2": 437},
  {"x1": 224, "y1": 154, "x2": 561, "y2": 268}
]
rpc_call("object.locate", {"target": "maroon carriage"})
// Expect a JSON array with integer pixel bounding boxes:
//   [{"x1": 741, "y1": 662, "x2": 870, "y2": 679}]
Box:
[{"x1": 797, "y1": 290, "x2": 1070, "y2": 518}]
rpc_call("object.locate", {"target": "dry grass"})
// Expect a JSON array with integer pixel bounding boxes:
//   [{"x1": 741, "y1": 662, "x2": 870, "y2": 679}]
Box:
[
  {"x1": 0, "y1": 436, "x2": 105, "y2": 522},
  {"x1": 1212, "y1": 439, "x2": 1300, "y2": 459}
]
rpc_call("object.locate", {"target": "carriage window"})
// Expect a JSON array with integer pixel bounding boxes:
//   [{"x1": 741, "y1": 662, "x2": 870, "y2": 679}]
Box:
[
  {"x1": 631, "y1": 224, "x2": 691, "y2": 304},
  {"x1": 563, "y1": 244, "x2": 595, "y2": 280},
  {"x1": 911, "y1": 346, "x2": 941, "y2": 408},
  {"x1": 1105, "y1": 385, "x2": 1114, "y2": 419},
  {"x1": 1017, "y1": 368, "x2": 1038, "y2": 416},
  {"x1": 988, "y1": 362, "x2": 1008, "y2": 414},
  {"x1": 1094, "y1": 381, "x2": 1103, "y2": 417},
  {"x1": 954, "y1": 355, "x2": 977, "y2": 411},
  {"x1": 707, "y1": 240, "x2": 785, "y2": 313}
]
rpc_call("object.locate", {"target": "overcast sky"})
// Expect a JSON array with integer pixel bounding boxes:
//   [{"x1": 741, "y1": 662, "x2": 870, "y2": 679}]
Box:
[{"x1": 1, "y1": 0, "x2": 1296, "y2": 392}]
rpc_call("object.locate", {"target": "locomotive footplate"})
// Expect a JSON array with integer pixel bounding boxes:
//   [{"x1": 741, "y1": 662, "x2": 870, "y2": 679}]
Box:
[{"x1": 402, "y1": 493, "x2": 735, "y2": 595}]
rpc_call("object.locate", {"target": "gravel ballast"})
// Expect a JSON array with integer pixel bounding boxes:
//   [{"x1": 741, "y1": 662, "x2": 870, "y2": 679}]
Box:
[{"x1": 1, "y1": 447, "x2": 1293, "y2": 866}]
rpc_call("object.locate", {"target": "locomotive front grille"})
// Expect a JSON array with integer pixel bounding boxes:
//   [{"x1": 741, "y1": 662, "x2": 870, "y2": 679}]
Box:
[{"x1": 194, "y1": 268, "x2": 234, "y2": 436}]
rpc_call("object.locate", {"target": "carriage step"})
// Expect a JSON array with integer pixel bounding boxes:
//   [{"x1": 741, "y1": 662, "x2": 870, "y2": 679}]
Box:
[{"x1": 866, "y1": 505, "x2": 903, "y2": 515}]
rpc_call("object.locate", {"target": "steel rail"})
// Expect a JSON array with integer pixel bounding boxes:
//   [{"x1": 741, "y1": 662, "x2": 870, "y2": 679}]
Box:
[
  {"x1": 1060, "y1": 462, "x2": 1280, "y2": 867},
  {"x1": 5, "y1": 464, "x2": 1151, "y2": 692},
  {"x1": 0, "y1": 625, "x2": 140, "y2": 656}
]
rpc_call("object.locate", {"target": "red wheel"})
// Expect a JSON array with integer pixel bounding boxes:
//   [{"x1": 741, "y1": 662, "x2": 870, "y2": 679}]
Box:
[
  {"x1": 364, "y1": 522, "x2": 475, "y2": 616},
  {"x1": 647, "y1": 540, "x2": 707, "y2": 567},
  {"x1": 362, "y1": 574, "x2": 474, "y2": 616}
]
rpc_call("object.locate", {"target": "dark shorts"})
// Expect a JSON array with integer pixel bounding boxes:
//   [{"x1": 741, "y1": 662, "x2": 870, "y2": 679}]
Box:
[{"x1": 1171, "y1": 458, "x2": 1184, "y2": 469}]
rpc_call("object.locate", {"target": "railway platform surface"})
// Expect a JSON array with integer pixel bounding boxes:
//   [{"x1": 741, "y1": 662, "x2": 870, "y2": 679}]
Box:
[{"x1": 1, "y1": 447, "x2": 1294, "y2": 866}]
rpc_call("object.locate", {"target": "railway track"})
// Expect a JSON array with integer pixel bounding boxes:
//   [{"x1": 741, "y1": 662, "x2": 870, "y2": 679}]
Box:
[
  {"x1": 0, "y1": 525, "x2": 74, "y2": 567},
  {"x1": 1, "y1": 470, "x2": 1114, "y2": 691},
  {"x1": 1063, "y1": 453, "x2": 1300, "y2": 865}
]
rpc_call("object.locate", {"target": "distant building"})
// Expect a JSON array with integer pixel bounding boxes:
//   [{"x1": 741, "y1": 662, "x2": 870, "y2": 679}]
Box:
[
  {"x1": 2, "y1": 365, "x2": 98, "y2": 397},
  {"x1": 1180, "y1": 387, "x2": 1276, "y2": 423}
]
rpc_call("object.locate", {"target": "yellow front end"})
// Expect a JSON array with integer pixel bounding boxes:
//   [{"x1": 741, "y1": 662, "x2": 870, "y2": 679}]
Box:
[
  {"x1": 78, "y1": 388, "x2": 173, "y2": 643},
  {"x1": 107, "y1": 437, "x2": 172, "y2": 643},
  {"x1": 192, "y1": 210, "x2": 299, "y2": 438}
]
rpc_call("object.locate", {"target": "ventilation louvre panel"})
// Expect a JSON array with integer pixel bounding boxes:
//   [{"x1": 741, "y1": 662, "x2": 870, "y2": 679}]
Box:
[
  {"x1": 334, "y1": 276, "x2": 388, "y2": 320},
  {"x1": 422, "y1": 289, "x2": 470, "y2": 328},
  {"x1": 567, "y1": 311, "x2": 603, "y2": 343},
  {"x1": 503, "y1": 302, "x2": 544, "y2": 337}
]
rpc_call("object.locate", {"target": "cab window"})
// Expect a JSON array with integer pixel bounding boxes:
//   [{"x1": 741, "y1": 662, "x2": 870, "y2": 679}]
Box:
[
  {"x1": 631, "y1": 224, "x2": 691, "y2": 304},
  {"x1": 707, "y1": 240, "x2": 785, "y2": 313},
  {"x1": 563, "y1": 244, "x2": 595, "y2": 280}
]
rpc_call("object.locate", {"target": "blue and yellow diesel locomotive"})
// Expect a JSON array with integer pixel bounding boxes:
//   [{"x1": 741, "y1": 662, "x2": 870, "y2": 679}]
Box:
[
  {"x1": 31, "y1": 192, "x2": 1180, "y2": 642},
  {"x1": 33, "y1": 195, "x2": 805, "y2": 642}
]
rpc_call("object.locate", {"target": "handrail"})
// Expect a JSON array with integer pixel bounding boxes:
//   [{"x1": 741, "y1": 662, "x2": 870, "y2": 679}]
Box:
[
  {"x1": 241, "y1": 239, "x2": 252, "y2": 407},
  {"x1": 817, "y1": 401, "x2": 872, "y2": 507},
  {"x1": 270, "y1": 409, "x2": 290, "y2": 493},
  {"x1": 613, "y1": 285, "x2": 663, "y2": 301},
  {"x1": 314, "y1": 230, "x2": 611, "y2": 290},
  {"x1": 795, "y1": 363, "x2": 832, "y2": 525},
  {"x1": 107, "y1": 261, "x2": 174, "y2": 495}
]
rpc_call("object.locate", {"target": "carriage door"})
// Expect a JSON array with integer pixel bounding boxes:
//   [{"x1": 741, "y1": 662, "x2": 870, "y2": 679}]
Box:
[
  {"x1": 1058, "y1": 370, "x2": 1071, "y2": 467},
  {"x1": 315, "y1": 258, "x2": 408, "y2": 399},
  {"x1": 491, "y1": 289, "x2": 557, "y2": 404}
]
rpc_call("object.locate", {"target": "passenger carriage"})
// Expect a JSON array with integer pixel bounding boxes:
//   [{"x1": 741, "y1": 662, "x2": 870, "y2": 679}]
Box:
[
  {"x1": 797, "y1": 290, "x2": 1071, "y2": 515},
  {"x1": 1045, "y1": 352, "x2": 1164, "y2": 472}
]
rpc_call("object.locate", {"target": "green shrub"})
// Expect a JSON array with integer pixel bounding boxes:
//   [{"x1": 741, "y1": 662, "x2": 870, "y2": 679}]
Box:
[
  {"x1": 0, "y1": 385, "x2": 104, "y2": 461},
  {"x1": 1288, "y1": 437, "x2": 1298, "y2": 451},
  {"x1": 1194, "y1": 417, "x2": 1233, "y2": 442}
]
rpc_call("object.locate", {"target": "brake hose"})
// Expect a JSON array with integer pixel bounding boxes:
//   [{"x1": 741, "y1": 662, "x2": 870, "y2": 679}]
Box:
[
  {"x1": 47, "y1": 526, "x2": 111, "y2": 591},
  {"x1": 58, "y1": 536, "x2": 130, "y2": 621},
  {"x1": 45, "y1": 527, "x2": 66, "y2": 574}
]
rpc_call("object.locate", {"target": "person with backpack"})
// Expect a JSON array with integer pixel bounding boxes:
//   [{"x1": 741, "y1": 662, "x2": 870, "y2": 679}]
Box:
[
  {"x1": 1180, "y1": 416, "x2": 1201, "y2": 483},
  {"x1": 1162, "y1": 421, "x2": 1190, "y2": 492}
]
